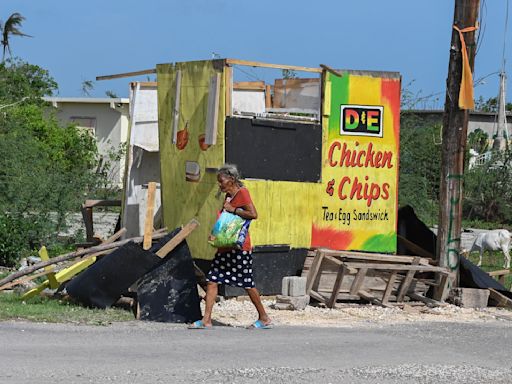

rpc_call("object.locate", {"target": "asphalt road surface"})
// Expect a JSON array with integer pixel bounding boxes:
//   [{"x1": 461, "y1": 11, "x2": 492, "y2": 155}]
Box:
[{"x1": 1, "y1": 320, "x2": 511, "y2": 383}]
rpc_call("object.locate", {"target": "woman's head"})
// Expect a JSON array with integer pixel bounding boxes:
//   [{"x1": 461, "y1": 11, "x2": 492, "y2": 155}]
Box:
[{"x1": 217, "y1": 163, "x2": 243, "y2": 192}]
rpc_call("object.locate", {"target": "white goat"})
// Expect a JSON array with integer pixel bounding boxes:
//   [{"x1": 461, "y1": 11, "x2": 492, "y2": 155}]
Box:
[{"x1": 468, "y1": 229, "x2": 511, "y2": 269}]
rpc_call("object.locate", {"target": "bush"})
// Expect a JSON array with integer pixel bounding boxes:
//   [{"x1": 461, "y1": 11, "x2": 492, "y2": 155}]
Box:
[{"x1": 0, "y1": 59, "x2": 115, "y2": 266}]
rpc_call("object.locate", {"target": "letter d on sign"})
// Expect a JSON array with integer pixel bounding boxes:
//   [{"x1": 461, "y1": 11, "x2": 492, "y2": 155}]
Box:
[{"x1": 344, "y1": 109, "x2": 359, "y2": 130}]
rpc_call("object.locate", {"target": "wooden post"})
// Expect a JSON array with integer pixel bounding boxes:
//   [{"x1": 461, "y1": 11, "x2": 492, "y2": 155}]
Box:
[
  {"x1": 143, "y1": 182, "x2": 157, "y2": 250},
  {"x1": 437, "y1": 0, "x2": 479, "y2": 291}
]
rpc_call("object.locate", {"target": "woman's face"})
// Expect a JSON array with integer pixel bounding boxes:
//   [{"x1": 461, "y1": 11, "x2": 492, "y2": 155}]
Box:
[{"x1": 217, "y1": 174, "x2": 234, "y2": 192}]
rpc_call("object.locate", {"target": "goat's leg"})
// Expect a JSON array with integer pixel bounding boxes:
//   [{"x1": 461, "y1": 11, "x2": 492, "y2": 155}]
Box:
[
  {"x1": 477, "y1": 249, "x2": 483, "y2": 267},
  {"x1": 503, "y1": 247, "x2": 511, "y2": 269}
]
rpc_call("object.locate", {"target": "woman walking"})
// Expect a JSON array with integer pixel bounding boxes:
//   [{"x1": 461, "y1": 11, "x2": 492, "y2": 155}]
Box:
[{"x1": 189, "y1": 164, "x2": 272, "y2": 329}]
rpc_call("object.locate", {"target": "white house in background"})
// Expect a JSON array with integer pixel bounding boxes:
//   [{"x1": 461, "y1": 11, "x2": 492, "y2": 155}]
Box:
[{"x1": 43, "y1": 97, "x2": 130, "y2": 186}]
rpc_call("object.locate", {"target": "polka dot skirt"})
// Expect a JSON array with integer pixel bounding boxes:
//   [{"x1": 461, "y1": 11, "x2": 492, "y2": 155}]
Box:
[{"x1": 206, "y1": 249, "x2": 255, "y2": 288}]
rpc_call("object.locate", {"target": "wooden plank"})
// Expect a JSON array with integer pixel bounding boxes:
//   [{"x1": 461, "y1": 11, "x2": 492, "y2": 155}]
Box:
[
  {"x1": 396, "y1": 257, "x2": 420, "y2": 302},
  {"x1": 38, "y1": 246, "x2": 59, "y2": 289},
  {"x1": 155, "y1": 219, "x2": 200, "y2": 258},
  {"x1": 381, "y1": 272, "x2": 398, "y2": 304},
  {"x1": 225, "y1": 66, "x2": 233, "y2": 117},
  {"x1": 431, "y1": 273, "x2": 451, "y2": 302},
  {"x1": 131, "y1": 81, "x2": 158, "y2": 88},
  {"x1": 488, "y1": 269, "x2": 511, "y2": 286},
  {"x1": 349, "y1": 267, "x2": 368, "y2": 295},
  {"x1": 324, "y1": 255, "x2": 344, "y2": 266},
  {"x1": 0, "y1": 269, "x2": 54, "y2": 291},
  {"x1": 320, "y1": 64, "x2": 344, "y2": 78},
  {"x1": 83, "y1": 199, "x2": 122, "y2": 208},
  {"x1": 488, "y1": 288, "x2": 512, "y2": 308},
  {"x1": 327, "y1": 264, "x2": 347, "y2": 308},
  {"x1": 96, "y1": 68, "x2": 156, "y2": 81},
  {"x1": 488, "y1": 269, "x2": 512, "y2": 276},
  {"x1": 306, "y1": 251, "x2": 324, "y2": 293},
  {"x1": 358, "y1": 290, "x2": 393, "y2": 308},
  {"x1": 233, "y1": 81, "x2": 265, "y2": 90},
  {"x1": 397, "y1": 235, "x2": 435, "y2": 259},
  {"x1": 143, "y1": 182, "x2": 157, "y2": 250},
  {"x1": 407, "y1": 292, "x2": 447, "y2": 307},
  {"x1": 317, "y1": 248, "x2": 431, "y2": 265},
  {"x1": 205, "y1": 73, "x2": 221, "y2": 145},
  {"x1": 309, "y1": 289, "x2": 327, "y2": 304},
  {"x1": 323, "y1": 80, "x2": 331, "y2": 117},
  {"x1": 265, "y1": 84, "x2": 272, "y2": 109},
  {"x1": 343, "y1": 262, "x2": 449, "y2": 273},
  {"x1": 0, "y1": 230, "x2": 169, "y2": 288},
  {"x1": 172, "y1": 70, "x2": 182, "y2": 144},
  {"x1": 225, "y1": 58, "x2": 321, "y2": 73}
]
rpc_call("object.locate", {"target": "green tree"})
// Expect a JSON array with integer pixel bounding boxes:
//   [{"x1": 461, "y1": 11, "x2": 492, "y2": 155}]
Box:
[
  {"x1": 81, "y1": 80, "x2": 94, "y2": 96},
  {"x1": 0, "y1": 60, "x2": 109, "y2": 266},
  {"x1": 474, "y1": 96, "x2": 512, "y2": 113},
  {"x1": 463, "y1": 151, "x2": 512, "y2": 223},
  {"x1": 398, "y1": 112, "x2": 442, "y2": 225},
  {"x1": 467, "y1": 128, "x2": 489, "y2": 154},
  {"x1": 0, "y1": 12, "x2": 31, "y2": 62}
]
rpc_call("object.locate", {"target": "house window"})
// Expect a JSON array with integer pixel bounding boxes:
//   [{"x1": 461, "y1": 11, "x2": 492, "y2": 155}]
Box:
[{"x1": 70, "y1": 117, "x2": 96, "y2": 136}]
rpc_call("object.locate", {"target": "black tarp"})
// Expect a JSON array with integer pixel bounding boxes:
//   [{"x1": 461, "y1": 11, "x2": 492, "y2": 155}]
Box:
[
  {"x1": 137, "y1": 231, "x2": 201, "y2": 323},
  {"x1": 397, "y1": 205, "x2": 512, "y2": 304},
  {"x1": 66, "y1": 229, "x2": 201, "y2": 319},
  {"x1": 66, "y1": 242, "x2": 161, "y2": 309}
]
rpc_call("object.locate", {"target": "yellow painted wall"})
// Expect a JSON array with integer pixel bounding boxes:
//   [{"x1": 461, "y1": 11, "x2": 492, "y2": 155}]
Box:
[{"x1": 158, "y1": 62, "x2": 401, "y2": 259}]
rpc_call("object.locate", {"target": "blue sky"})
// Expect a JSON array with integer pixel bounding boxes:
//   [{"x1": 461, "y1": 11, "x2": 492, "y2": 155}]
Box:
[{"x1": 2, "y1": 0, "x2": 510, "y2": 108}]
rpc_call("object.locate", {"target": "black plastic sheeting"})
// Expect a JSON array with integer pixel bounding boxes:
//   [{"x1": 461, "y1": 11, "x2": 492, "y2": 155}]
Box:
[
  {"x1": 66, "y1": 229, "x2": 201, "y2": 322},
  {"x1": 66, "y1": 242, "x2": 161, "y2": 309},
  {"x1": 397, "y1": 205, "x2": 512, "y2": 304},
  {"x1": 459, "y1": 256, "x2": 512, "y2": 303},
  {"x1": 137, "y1": 231, "x2": 201, "y2": 323}
]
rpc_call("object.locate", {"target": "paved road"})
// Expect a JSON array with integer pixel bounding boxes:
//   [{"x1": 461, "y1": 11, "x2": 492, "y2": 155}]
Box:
[{"x1": 1, "y1": 320, "x2": 511, "y2": 383}]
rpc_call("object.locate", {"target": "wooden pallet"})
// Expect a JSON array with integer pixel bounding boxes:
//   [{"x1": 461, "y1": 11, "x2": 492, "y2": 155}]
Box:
[{"x1": 305, "y1": 249, "x2": 451, "y2": 308}]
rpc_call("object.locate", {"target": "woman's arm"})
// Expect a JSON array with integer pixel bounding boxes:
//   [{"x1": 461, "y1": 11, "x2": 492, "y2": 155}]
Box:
[{"x1": 224, "y1": 201, "x2": 258, "y2": 220}]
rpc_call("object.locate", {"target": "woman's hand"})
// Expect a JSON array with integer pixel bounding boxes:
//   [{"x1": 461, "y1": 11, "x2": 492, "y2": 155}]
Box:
[{"x1": 223, "y1": 201, "x2": 236, "y2": 213}]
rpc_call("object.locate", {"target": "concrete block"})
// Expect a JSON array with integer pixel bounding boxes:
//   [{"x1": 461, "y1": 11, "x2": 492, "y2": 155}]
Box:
[
  {"x1": 288, "y1": 276, "x2": 307, "y2": 297},
  {"x1": 275, "y1": 294, "x2": 310, "y2": 310},
  {"x1": 281, "y1": 276, "x2": 292, "y2": 296},
  {"x1": 449, "y1": 288, "x2": 489, "y2": 308},
  {"x1": 281, "y1": 276, "x2": 307, "y2": 296}
]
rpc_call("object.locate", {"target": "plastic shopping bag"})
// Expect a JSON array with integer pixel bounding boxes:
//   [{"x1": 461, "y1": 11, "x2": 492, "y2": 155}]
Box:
[{"x1": 208, "y1": 211, "x2": 251, "y2": 248}]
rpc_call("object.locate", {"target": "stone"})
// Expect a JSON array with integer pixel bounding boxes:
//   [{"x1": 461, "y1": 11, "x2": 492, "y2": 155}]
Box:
[
  {"x1": 275, "y1": 294, "x2": 310, "y2": 310},
  {"x1": 449, "y1": 288, "x2": 489, "y2": 308}
]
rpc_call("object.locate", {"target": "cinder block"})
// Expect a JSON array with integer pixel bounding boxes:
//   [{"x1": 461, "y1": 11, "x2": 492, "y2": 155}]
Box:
[
  {"x1": 449, "y1": 288, "x2": 489, "y2": 308},
  {"x1": 288, "y1": 276, "x2": 307, "y2": 296},
  {"x1": 275, "y1": 295, "x2": 310, "y2": 310},
  {"x1": 281, "y1": 276, "x2": 292, "y2": 296}
]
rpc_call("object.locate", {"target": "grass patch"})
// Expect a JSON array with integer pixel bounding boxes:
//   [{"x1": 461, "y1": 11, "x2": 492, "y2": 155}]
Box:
[{"x1": 0, "y1": 292, "x2": 134, "y2": 325}]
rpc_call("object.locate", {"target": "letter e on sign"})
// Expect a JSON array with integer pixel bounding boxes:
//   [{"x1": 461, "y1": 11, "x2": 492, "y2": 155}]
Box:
[{"x1": 340, "y1": 105, "x2": 383, "y2": 138}]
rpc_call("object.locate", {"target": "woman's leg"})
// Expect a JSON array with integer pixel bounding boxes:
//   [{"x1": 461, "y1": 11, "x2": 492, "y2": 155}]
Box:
[
  {"x1": 246, "y1": 287, "x2": 271, "y2": 325},
  {"x1": 202, "y1": 282, "x2": 218, "y2": 326}
]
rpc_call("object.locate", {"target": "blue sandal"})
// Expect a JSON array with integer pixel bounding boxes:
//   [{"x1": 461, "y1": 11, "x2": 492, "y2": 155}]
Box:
[
  {"x1": 247, "y1": 320, "x2": 273, "y2": 329},
  {"x1": 188, "y1": 320, "x2": 211, "y2": 329}
]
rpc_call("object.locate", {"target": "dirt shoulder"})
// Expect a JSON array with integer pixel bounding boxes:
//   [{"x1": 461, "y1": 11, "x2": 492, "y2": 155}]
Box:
[{"x1": 209, "y1": 298, "x2": 512, "y2": 328}]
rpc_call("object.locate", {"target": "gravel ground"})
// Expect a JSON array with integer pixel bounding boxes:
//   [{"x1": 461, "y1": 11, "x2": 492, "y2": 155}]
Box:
[{"x1": 209, "y1": 298, "x2": 512, "y2": 328}]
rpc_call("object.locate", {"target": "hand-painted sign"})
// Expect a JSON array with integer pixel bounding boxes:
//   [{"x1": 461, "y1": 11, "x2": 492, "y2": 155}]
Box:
[
  {"x1": 340, "y1": 105, "x2": 383, "y2": 137},
  {"x1": 312, "y1": 72, "x2": 400, "y2": 253}
]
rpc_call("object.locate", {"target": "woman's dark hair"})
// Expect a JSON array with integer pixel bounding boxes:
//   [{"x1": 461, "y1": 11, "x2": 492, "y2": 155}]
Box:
[{"x1": 217, "y1": 163, "x2": 243, "y2": 187}]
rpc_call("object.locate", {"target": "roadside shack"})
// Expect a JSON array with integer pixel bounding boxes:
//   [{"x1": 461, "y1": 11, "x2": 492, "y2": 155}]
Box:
[{"x1": 155, "y1": 59, "x2": 401, "y2": 295}]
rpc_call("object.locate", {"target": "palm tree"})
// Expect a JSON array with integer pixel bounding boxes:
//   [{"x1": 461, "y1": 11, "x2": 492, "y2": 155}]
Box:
[{"x1": 0, "y1": 12, "x2": 32, "y2": 61}]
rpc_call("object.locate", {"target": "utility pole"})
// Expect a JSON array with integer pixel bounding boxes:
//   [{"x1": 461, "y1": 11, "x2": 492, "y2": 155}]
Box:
[{"x1": 436, "y1": 0, "x2": 479, "y2": 296}]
